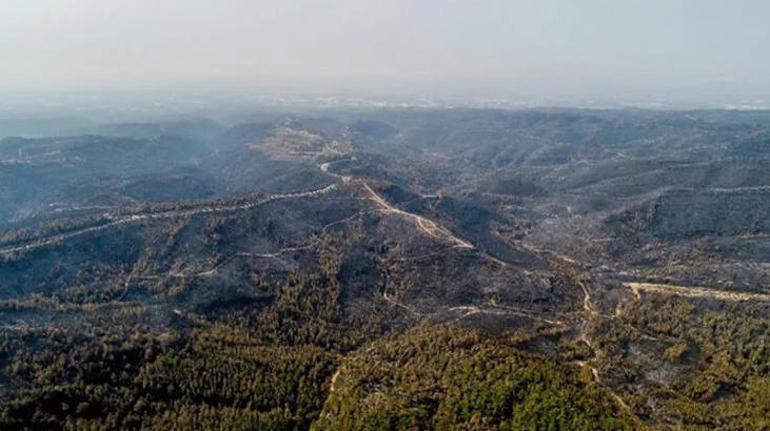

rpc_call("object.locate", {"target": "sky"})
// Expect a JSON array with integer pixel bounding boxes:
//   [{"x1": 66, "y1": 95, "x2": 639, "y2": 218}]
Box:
[{"x1": 1, "y1": 0, "x2": 769, "y2": 106}]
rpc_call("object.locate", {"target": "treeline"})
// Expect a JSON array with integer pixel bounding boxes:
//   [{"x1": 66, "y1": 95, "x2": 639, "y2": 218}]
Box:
[
  {"x1": 0, "y1": 328, "x2": 338, "y2": 430},
  {"x1": 313, "y1": 324, "x2": 637, "y2": 430},
  {"x1": 2, "y1": 324, "x2": 643, "y2": 430},
  {"x1": 606, "y1": 294, "x2": 770, "y2": 428}
]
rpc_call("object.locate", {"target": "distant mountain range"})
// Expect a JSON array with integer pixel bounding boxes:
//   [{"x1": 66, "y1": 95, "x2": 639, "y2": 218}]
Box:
[{"x1": 2, "y1": 108, "x2": 770, "y2": 429}]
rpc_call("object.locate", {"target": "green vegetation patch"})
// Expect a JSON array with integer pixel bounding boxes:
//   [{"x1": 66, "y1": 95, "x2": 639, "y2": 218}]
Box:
[
  {"x1": 0, "y1": 327, "x2": 338, "y2": 430},
  {"x1": 313, "y1": 325, "x2": 635, "y2": 431}
]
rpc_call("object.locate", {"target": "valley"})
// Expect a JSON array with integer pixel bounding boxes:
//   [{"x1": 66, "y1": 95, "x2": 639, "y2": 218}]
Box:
[{"x1": 2, "y1": 108, "x2": 770, "y2": 429}]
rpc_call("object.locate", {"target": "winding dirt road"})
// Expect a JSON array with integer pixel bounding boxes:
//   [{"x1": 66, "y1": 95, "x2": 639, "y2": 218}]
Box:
[
  {"x1": 0, "y1": 184, "x2": 339, "y2": 256},
  {"x1": 359, "y1": 181, "x2": 474, "y2": 249},
  {"x1": 624, "y1": 282, "x2": 770, "y2": 302}
]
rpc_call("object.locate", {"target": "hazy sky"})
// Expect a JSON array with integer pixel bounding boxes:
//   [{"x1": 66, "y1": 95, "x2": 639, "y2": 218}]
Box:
[{"x1": 1, "y1": 0, "x2": 769, "y2": 103}]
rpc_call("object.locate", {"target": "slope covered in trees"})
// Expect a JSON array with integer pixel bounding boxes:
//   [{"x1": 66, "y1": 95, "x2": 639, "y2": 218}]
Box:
[{"x1": 3, "y1": 108, "x2": 770, "y2": 429}]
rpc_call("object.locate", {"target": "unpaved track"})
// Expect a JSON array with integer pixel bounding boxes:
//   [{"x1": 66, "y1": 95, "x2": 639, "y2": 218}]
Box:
[
  {"x1": 448, "y1": 305, "x2": 563, "y2": 325},
  {"x1": 3, "y1": 158, "x2": 474, "y2": 271},
  {"x1": 360, "y1": 181, "x2": 474, "y2": 249},
  {"x1": 0, "y1": 184, "x2": 339, "y2": 256},
  {"x1": 624, "y1": 282, "x2": 770, "y2": 302}
]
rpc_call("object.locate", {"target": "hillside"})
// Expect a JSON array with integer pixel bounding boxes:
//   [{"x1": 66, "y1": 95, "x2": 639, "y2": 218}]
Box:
[{"x1": 2, "y1": 108, "x2": 770, "y2": 429}]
